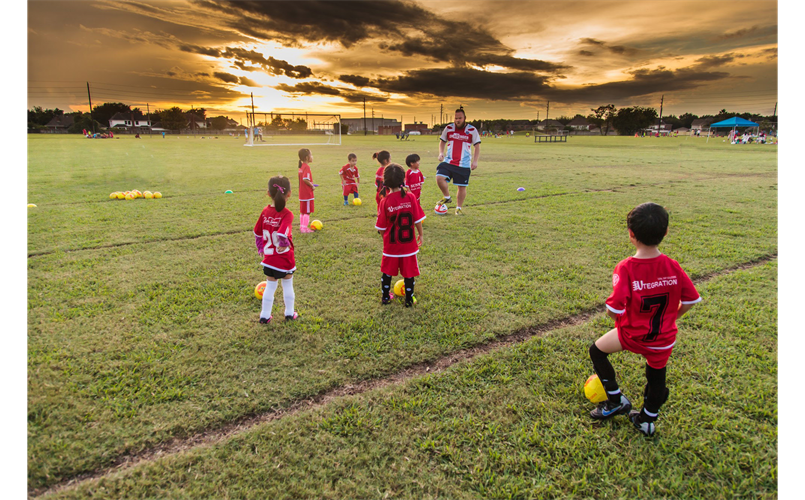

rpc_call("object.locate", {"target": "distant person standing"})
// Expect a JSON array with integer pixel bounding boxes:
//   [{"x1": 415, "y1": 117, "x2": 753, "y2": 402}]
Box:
[{"x1": 435, "y1": 107, "x2": 481, "y2": 215}]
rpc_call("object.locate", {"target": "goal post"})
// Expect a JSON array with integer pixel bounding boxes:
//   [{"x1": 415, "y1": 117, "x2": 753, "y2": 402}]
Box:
[{"x1": 244, "y1": 112, "x2": 341, "y2": 147}]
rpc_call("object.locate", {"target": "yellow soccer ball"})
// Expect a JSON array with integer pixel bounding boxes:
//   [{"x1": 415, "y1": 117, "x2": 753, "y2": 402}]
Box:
[
  {"x1": 109, "y1": 192, "x2": 118, "y2": 199},
  {"x1": 393, "y1": 279, "x2": 405, "y2": 297},
  {"x1": 116, "y1": 192, "x2": 126, "y2": 200},
  {"x1": 255, "y1": 281, "x2": 267, "y2": 299},
  {"x1": 310, "y1": 220, "x2": 323, "y2": 231},
  {"x1": 134, "y1": 190, "x2": 143, "y2": 198},
  {"x1": 144, "y1": 191, "x2": 154, "y2": 199},
  {"x1": 125, "y1": 192, "x2": 136, "y2": 200},
  {"x1": 153, "y1": 192, "x2": 162, "y2": 199},
  {"x1": 584, "y1": 374, "x2": 607, "y2": 403},
  {"x1": 352, "y1": 198, "x2": 362, "y2": 206}
]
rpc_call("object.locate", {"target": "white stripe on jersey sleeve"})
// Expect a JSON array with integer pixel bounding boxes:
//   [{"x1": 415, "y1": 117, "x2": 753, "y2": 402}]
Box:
[
  {"x1": 605, "y1": 304, "x2": 626, "y2": 315},
  {"x1": 681, "y1": 296, "x2": 703, "y2": 305}
]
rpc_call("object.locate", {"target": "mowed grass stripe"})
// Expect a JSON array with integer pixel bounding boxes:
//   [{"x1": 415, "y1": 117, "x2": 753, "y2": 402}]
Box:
[
  {"x1": 27, "y1": 170, "x2": 775, "y2": 258},
  {"x1": 39, "y1": 259, "x2": 777, "y2": 500}
]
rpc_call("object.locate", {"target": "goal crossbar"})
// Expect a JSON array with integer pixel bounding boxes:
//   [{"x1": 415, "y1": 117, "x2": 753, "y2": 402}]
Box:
[{"x1": 244, "y1": 112, "x2": 341, "y2": 147}]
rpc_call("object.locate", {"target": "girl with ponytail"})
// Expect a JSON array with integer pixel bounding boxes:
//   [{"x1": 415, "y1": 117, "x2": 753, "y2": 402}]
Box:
[
  {"x1": 297, "y1": 148, "x2": 316, "y2": 233},
  {"x1": 253, "y1": 175, "x2": 299, "y2": 323}
]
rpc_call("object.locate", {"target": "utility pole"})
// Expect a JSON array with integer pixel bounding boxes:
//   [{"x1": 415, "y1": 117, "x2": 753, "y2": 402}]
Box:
[
  {"x1": 371, "y1": 107, "x2": 375, "y2": 135},
  {"x1": 363, "y1": 97, "x2": 367, "y2": 136},
  {"x1": 546, "y1": 101, "x2": 549, "y2": 120},
  {"x1": 440, "y1": 104, "x2": 443, "y2": 126},
  {"x1": 250, "y1": 93, "x2": 255, "y2": 134},
  {"x1": 658, "y1": 94, "x2": 664, "y2": 133},
  {"x1": 147, "y1": 103, "x2": 151, "y2": 137},
  {"x1": 86, "y1": 82, "x2": 95, "y2": 134}
]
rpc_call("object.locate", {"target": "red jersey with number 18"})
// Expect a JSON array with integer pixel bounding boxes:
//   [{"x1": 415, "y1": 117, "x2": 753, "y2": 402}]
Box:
[
  {"x1": 374, "y1": 191, "x2": 426, "y2": 257},
  {"x1": 606, "y1": 254, "x2": 701, "y2": 349},
  {"x1": 253, "y1": 205, "x2": 296, "y2": 272}
]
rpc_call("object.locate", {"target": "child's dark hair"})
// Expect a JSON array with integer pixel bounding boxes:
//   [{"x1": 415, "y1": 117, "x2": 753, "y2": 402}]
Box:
[
  {"x1": 383, "y1": 163, "x2": 407, "y2": 198},
  {"x1": 372, "y1": 150, "x2": 390, "y2": 165},
  {"x1": 268, "y1": 175, "x2": 291, "y2": 212},
  {"x1": 348, "y1": 153, "x2": 357, "y2": 160},
  {"x1": 297, "y1": 148, "x2": 311, "y2": 169},
  {"x1": 405, "y1": 153, "x2": 420, "y2": 167},
  {"x1": 627, "y1": 202, "x2": 668, "y2": 246}
]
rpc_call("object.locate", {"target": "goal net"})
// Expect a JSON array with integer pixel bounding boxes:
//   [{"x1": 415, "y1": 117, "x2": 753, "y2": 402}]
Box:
[{"x1": 244, "y1": 112, "x2": 341, "y2": 147}]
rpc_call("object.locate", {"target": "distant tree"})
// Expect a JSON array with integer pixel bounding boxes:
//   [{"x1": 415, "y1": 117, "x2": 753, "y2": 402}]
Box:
[
  {"x1": 66, "y1": 112, "x2": 101, "y2": 134},
  {"x1": 612, "y1": 106, "x2": 658, "y2": 135},
  {"x1": 28, "y1": 106, "x2": 63, "y2": 129},
  {"x1": 555, "y1": 115, "x2": 573, "y2": 126},
  {"x1": 289, "y1": 118, "x2": 307, "y2": 132},
  {"x1": 92, "y1": 102, "x2": 132, "y2": 128},
  {"x1": 159, "y1": 107, "x2": 188, "y2": 131},
  {"x1": 588, "y1": 104, "x2": 616, "y2": 135},
  {"x1": 678, "y1": 112, "x2": 698, "y2": 129},
  {"x1": 209, "y1": 116, "x2": 230, "y2": 131}
]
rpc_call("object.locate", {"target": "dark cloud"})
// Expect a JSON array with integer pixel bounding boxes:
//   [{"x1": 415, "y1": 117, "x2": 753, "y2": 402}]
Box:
[
  {"x1": 339, "y1": 74, "x2": 371, "y2": 87},
  {"x1": 693, "y1": 54, "x2": 737, "y2": 69},
  {"x1": 716, "y1": 25, "x2": 761, "y2": 40},
  {"x1": 200, "y1": 0, "x2": 566, "y2": 75},
  {"x1": 579, "y1": 50, "x2": 594, "y2": 57},
  {"x1": 579, "y1": 37, "x2": 639, "y2": 56},
  {"x1": 179, "y1": 43, "x2": 222, "y2": 57},
  {"x1": 373, "y1": 67, "x2": 552, "y2": 100},
  {"x1": 195, "y1": 72, "x2": 210, "y2": 77},
  {"x1": 213, "y1": 71, "x2": 240, "y2": 83},
  {"x1": 274, "y1": 81, "x2": 387, "y2": 102},
  {"x1": 220, "y1": 47, "x2": 313, "y2": 78}
]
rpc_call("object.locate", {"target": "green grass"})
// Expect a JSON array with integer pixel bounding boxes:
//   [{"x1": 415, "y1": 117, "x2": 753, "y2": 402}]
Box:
[
  {"x1": 27, "y1": 134, "x2": 777, "y2": 494},
  {"x1": 44, "y1": 261, "x2": 778, "y2": 500}
]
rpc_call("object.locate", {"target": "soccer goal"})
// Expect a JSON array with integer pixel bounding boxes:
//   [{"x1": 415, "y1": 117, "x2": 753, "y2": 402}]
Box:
[{"x1": 244, "y1": 112, "x2": 342, "y2": 147}]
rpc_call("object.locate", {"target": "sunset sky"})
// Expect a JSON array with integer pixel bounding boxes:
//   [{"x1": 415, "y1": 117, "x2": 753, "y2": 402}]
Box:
[{"x1": 27, "y1": 0, "x2": 779, "y2": 123}]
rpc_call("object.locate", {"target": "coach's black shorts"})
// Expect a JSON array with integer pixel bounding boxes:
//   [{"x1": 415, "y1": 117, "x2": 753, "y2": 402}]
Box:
[
  {"x1": 263, "y1": 266, "x2": 294, "y2": 280},
  {"x1": 435, "y1": 162, "x2": 471, "y2": 187}
]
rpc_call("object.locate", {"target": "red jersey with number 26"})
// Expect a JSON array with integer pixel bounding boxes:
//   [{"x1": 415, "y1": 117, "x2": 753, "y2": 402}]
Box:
[
  {"x1": 374, "y1": 191, "x2": 426, "y2": 257},
  {"x1": 606, "y1": 254, "x2": 701, "y2": 349},
  {"x1": 253, "y1": 205, "x2": 296, "y2": 272}
]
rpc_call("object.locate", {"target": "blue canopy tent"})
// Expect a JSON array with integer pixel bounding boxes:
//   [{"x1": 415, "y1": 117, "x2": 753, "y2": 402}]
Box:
[{"x1": 707, "y1": 117, "x2": 760, "y2": 143}]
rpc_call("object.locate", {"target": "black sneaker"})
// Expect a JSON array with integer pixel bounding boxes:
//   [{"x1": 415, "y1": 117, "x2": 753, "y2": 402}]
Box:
[
  {"x1": 629, "y1": 410, "x2": 656, "y2": 436},
  {"x1": 590, "y1": 394, "x2": 632, "y2": 420},
  {"x1": 259, "y1": 315, "x2": 272, "y2": 324},
  {"x1": 382, "y1": 292, "x2": 395, "y2": 305},
  {"x1": 285, "y1": 312, "x2": 299, "y2": 321},
  {"x1": 404, "y1": 295, "x2": 417, "y2": 307}
]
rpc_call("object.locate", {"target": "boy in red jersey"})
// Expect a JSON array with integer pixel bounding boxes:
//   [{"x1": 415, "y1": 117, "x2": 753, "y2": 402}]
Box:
[
  {"x1": 373, "y1": 150, "x2": 391, "y2": 208},
  {"x1": 297, "y1": 148, "x2": 315, "y2": 233},
  {"x1": 339, "y1": 153, "x2": 360, "y2": 205},
  {"x1": 375, "y1": 163, "x2": 425, "y2": 307},
  {"x1": 404, "y1": 153, "x2": 425, "y2": 207},
  {"x1": 253, "y1": 175, "x2": 299, "y2": 323},
  {"x1": 588, "y1": 202, "x2": 701, "y2": 436}
]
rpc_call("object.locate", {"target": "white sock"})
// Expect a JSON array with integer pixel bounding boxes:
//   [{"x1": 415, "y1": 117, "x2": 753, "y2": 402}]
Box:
[
  {"x1": 282, "y1": 276, "x2": 295, "y2": 316},
  {"x1": 456, "y1": 206, "x2": 462, "y2": 209},
  {"x1": 261, "y1": 280, "x2": 278, "y2": 319}
]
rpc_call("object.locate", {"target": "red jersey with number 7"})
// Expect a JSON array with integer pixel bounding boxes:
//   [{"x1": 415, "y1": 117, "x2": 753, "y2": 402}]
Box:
[
  {"x1": 374, "y1": 190, "x2": 426, "y2": 257},
  {"x1": 606, "y1": 254, "x2": 701, "y2": 349},
  {"x1": 253, "y1": 205, "x2": 296, "y2": 272}
]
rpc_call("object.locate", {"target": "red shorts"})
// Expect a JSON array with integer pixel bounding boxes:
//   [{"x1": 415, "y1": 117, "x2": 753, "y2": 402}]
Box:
[
  {"x1": 300, "y1": 199, "x2": 314, "y2": 214},
  {"x1": 617, "y1": 329, "x2": 674, "y2": 369},
  {"x1": 381, "y1": 254, "x2": 420, "y2": 278},
  {"x1": 343, "y1": 184, "x2": 358, "y2": 196}
]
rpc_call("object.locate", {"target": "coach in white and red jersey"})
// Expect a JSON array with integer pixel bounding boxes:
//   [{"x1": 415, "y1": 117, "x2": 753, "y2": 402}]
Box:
[{"x1": 435, "y1": 107, "x2": 481, "y2": 215}]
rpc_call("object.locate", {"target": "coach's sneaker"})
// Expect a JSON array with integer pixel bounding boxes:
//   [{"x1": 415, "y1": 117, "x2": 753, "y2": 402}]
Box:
[
  {"x1": 455, "y1": 207, "x2": 464, "y2": 216},
  {"x1": 259, "y1": 315, "x2": 272, "y2": 324},
  {"x1": 437, "y1": 196, "x2": 452, "y2": 206},
  {"x1": 629, "y1": 410, "x2": 656, "y2": 436},
  {"x1": 590, "y1": 394, "x2": 632, "y2": 420}
]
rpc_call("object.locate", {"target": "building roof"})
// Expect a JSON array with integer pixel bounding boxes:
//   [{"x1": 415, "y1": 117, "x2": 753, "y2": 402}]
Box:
[
  {"x1": 539, "y1": 119, "x2": 564, "y2": 126},
  {"x1": 110, "y1": 111, "x2": 147, "y2": 121}
]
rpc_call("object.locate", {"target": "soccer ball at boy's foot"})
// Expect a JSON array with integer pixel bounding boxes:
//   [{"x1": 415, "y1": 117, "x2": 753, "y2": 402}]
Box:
[
  {"x1": 255, "y1": 281, "x2": 267, "y2": 299},
  {"x1": 584, "y1": 374, "x2": 607, "y2": 403},
  {"x1": 310, "y1": 220, "x2": 323, "y2": 231},
  {"x1": 393, "y1": 279, "x2": 405, "y2": 297},
  {"x1": 353, "y1": 198, "x2": 362, "y2": 206},
  {"x1": 434, "y1": 204, "x2": 448, "y2": 215}
]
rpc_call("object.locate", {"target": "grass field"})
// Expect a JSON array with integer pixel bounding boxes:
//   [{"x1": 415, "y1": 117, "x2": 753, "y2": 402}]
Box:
[{"x1": 27, "y1": 133, "x2": 777, "y2": 498}]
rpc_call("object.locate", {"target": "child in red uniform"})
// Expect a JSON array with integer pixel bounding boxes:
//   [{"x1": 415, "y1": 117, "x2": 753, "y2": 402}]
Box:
[
  {"x1": 339, "y1": 153, "x2": 360, "y2": 205},
  {"x1": 588, "y1": 202, "x2": 701, "y2": 436},
  {"x1": 375, "y1": 164, "x2": 425, "y2": 307},
  {"x1": 297, "y1": 148, "x2": 315, "y2": 233},
  {"x1": 404, "y1": 153, "x2": 425, "y2": 207},
  {"x1": 253, "y1": 175, "x2": 299, "y2": 323},
  {"x1": 373, "y1": 150, "x2": 391, "y2": 208}
]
